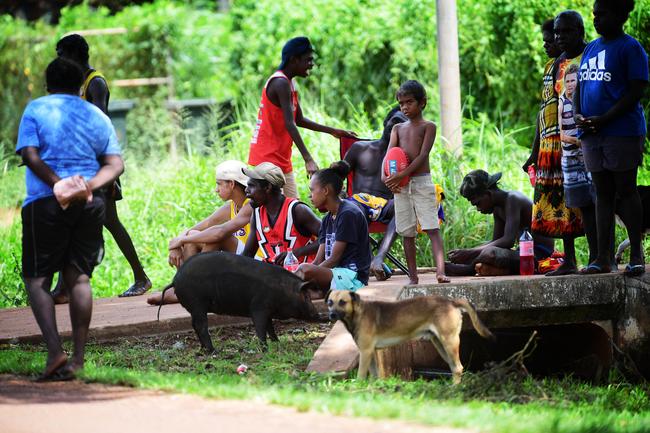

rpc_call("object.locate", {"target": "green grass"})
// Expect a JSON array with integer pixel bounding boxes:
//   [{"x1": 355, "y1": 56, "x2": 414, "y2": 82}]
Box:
[{"x1": 1, "y1": 326, "x2": 648, "y2": 433}]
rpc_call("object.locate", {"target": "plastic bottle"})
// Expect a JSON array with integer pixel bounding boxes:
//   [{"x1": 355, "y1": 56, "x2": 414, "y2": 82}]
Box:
[
  {"x1": 283, "y1": 248, "x2": 299, "y2": 272},
  {"x1": 519, "y1": 229, "x2": 535, "y2": 276}
]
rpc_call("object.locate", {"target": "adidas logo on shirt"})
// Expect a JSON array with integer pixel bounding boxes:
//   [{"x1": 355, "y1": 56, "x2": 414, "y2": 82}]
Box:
[{"x1": 580, "y1": 50, "x2": 612, "y2": 82}]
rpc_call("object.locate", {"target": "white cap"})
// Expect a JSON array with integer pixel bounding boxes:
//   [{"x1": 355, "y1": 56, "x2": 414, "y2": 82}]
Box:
[{"x1": 215, "y1": 160, "x2": 249, "y2": 187}]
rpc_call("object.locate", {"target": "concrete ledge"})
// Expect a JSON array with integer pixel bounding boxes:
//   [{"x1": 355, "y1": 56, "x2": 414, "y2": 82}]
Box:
[{"x1": 400, "y1": 272, "x2": 626, "y2": 327}]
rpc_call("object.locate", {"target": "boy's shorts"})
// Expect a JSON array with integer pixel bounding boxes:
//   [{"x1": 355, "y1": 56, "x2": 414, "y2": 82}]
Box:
[
  {"x1": 330, "y1": 267, "x2": 364, "y2": 291},
  {"x1": 21, "y1": 194, "x2": 106, "y2": 278},
  {"x1": 581, "y1": 135, "x2": 644, "y2": 172},
  {"x1": 394, "y1": 175, "x2": 439, "y2": 237}
]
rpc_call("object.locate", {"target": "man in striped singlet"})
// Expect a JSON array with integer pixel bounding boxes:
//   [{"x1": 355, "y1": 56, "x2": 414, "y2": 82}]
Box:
[
  {"x1": 56, "y1": 34, "x2": 151, "y2": 298},
  {"x1": 241, "y1": 162, "x2": 321, "y2": 268},
  {"x1": 248, "y1": 37, "x2": 356, "y2": 198}
]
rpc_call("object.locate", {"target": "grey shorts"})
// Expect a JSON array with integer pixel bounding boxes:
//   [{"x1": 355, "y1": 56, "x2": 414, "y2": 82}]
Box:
[
  {"x1": 581, "y1": 135, "x2": 645, "y2": 173},
  {"x1": 394, "y1": 175, "x2": 439, "y2": 237}
]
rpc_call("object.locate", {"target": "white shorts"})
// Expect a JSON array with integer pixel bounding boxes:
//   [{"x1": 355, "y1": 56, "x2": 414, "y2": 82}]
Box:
[{"x1": 394, "y1": 175, "x2": 439, "y2": 237}]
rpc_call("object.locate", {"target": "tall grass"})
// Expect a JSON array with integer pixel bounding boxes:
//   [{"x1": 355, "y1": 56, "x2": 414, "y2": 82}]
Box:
[{"x1": 0, "y1": 90, "x2": 554, "y2": 307}]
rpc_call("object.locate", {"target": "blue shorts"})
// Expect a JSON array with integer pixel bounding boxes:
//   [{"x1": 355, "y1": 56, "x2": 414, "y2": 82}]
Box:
[{"x1": 330, "y1": 268, "x2": 364, "y2": 291}]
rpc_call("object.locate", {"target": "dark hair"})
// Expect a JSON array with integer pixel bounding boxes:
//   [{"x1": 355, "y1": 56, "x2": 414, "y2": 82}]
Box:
[
  {"x1": 595, "y1": 0, "x2": 635, "y2": 17},
  {"x1": 56, "y1": 34, "x2": 90, "y2": 64},
  {"x1": 383, "y1": 106, "x2": 402, "y2": 127},
  {"x1": 555, "y1": 10, "x2": 585, "y2": 38},
  {"x1": 46, "y1": 57, "x2": 84, "y2": 93},
  {"x1": 396, "y1": 80, "x2": 426, "y2": 103},
  {"x1": 541, "y1": 18, "x2": 555, "y2": 34},
  {"x1": 252, "y1": 178, "x2": 282, "y2": 194},
  {"x1": 318, "y1": 160, "x2": 351, "y2": 195}
]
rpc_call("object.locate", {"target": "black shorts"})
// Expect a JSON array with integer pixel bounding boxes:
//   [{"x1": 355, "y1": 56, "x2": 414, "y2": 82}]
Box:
[
  {"x1": 21, "y1": 194, "x2": 106, "y2": 278},
  {"x1": 582, "y1": 135, "x2": 645, "y2": 172},
  {"x1": 109, "y1": 177, "x2": 123, "y2": 201}
]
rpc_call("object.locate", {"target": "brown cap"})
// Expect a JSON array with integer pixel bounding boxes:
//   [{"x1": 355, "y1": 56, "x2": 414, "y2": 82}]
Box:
[{"x1": 242, "y1": 162, "x2": 286, "y2": 187}]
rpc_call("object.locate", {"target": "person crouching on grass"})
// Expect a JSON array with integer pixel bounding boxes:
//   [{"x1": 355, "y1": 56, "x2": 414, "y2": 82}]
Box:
[
  {"x1": 16, "y1": 57, "x2": 124, "y2": 381},
  {"x1": 295, "y1": 162, "x2": 372, "y2": 292},
  {"x1": 382, "y1": 80, "x2": 449, "y2": 284}
]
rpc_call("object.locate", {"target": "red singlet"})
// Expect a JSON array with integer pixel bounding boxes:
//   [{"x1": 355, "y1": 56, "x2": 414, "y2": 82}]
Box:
[
  {"x1": 248, "y1": 71, "x2": 299, "y2": 173},
  {"x1": 253, "y1": 197, "x2": 315, "y2": 263}
]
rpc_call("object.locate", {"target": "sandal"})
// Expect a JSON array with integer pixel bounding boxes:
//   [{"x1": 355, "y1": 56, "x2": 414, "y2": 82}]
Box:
[
  {"x1": 579, "y1": 263, "x2": 611, "y2": 275},
  {"x1": 119, "y1": 280, "x2": 152, "y2": 297},
  {"x1": 35, "y1": 353, "x2": 68, "y2": 382},
  {"x1": 624, "y1": 264, "x2": 645, "y2": 277}
]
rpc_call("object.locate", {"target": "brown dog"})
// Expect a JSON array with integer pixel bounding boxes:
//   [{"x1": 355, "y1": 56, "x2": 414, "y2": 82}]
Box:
[{"x1": 327, "y1": 290, "x2": 494, "y2": 383}]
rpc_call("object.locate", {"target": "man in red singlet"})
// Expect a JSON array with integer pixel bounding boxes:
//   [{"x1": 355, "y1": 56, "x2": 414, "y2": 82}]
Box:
[
  {"x1": 248, "y1": 36, "x2": 356, "y2": 198},
  {"x1": 241, "y1": 162, "x2": 321, "y2": 266}
]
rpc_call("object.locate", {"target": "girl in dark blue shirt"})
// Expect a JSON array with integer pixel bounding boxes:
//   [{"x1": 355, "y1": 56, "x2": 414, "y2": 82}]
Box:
[{"x1": 295, "y1": 161, "x2": 371, "y2": 291}]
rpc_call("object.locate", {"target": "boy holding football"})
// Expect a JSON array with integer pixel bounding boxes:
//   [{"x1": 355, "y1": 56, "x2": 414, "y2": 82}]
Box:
[{"x1": 382, "y1": 80, "x2": 449, "y2": 284}]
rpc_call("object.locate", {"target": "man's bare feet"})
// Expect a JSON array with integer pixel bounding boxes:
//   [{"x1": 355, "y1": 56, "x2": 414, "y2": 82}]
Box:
[
  {"x1": 146, "y1": 288, "x2": 179, "y2": 305},
  {"x1": 408, "y1": 276, "x2": 419, "y2": 285},
  {"x1": 436, "y1": 273, "x2": 450, "y2": 283},
  {"x1": 545, "y1": 262, "x2": 578, "y2": 276},
  {"x1": 370, "y1": 260, "x2": 392, "y2": 281},
  {"x1": 475, "y1": 262, "x2": 510, "y2": 276},
  {"x1": 119, "y1": 279, "x2": 153, "y2": 297}
]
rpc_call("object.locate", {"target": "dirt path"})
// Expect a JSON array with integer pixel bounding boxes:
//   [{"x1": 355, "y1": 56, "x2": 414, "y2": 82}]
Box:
[{"x1": 0, "y1": 375, "x2": 473, "y2": 433}]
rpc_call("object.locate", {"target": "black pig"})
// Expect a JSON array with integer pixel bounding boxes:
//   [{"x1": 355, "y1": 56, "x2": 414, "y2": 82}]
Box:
[{"x1": 158, "y1": 251, "x2": 326, "y2": 352}]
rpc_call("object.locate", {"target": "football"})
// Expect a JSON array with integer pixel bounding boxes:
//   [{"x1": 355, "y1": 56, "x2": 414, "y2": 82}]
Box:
[{"x1": 383, "y1": 147, "x2": 410, "y2": 187}]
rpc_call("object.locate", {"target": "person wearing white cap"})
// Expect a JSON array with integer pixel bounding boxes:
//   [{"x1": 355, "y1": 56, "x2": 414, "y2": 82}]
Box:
[{"x1": 147, "y1": 160, "x2": 259, "y2": 305}]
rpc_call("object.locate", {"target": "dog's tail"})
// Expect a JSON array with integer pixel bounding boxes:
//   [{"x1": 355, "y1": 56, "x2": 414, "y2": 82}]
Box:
[
  {"x1": 156, "y1": 283, "x2": 175, "y2": 321},
  {"x1": 452, "y1": 298, "x2": 495, "y2": 341}
]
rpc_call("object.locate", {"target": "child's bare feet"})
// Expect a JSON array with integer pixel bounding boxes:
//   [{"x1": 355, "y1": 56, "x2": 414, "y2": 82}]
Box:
[{"x1": 436, "y1": 273, "x2": 450, "y2": 283}]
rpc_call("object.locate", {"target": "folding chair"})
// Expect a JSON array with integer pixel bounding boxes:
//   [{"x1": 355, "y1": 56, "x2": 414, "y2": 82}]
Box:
[{"x1": 339, "y1": 137, "x2": 410, "y2": 276}]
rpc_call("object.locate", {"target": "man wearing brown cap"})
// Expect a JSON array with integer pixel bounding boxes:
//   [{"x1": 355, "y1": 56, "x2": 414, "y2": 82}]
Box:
[
  {"x1": 446, "y1": 170, "x2": 554, "y2": 276},
  {"x1": 241, "y1": 162, "x2": 321, "y2": 266}
]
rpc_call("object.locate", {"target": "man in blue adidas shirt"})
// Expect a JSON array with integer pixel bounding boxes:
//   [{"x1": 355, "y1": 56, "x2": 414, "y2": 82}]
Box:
[
  {"x1": 16, "y1": 57, "x2": 124, "y2": 380},
  {"x1": 575, "y1": 0, "x2": 648, "y2": 276}
]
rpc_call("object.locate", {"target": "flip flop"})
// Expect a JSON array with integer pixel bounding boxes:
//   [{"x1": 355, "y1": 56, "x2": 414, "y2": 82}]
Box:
[
  {"x1": 579, "y1": 263, "x2": 611, "y2": 275},
  {"x1": 119, "y1": 280, "x2": 152, "y2": 297},
  {"x1": 35, "y1": 353, "x2": 68, "y2": 382},
  {"x1": 624, "y1": 264, "x2": 645, "y2": 277}
]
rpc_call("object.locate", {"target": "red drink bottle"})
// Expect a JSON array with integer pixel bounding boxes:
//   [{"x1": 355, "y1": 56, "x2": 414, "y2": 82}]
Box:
[{"x1": 519, "y1": 229, "x2": 535, "y2": 276}]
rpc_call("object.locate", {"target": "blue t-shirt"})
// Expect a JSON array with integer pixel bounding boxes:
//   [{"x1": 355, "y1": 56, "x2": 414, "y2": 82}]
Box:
[
  {"x1": 318, "y1": 199, "x2": 371, "y2": 285},
  {"x1": 15, "y1": 94, "x2": 121, "y2": 206},
  {"x1": 579, "y1": 34, "x2": 649, "y2": 137}
]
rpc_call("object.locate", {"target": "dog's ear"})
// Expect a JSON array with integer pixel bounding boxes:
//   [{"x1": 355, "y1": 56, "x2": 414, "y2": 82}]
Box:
[
  {"x1": 324, "y1": 289, "x2": 332, "y2": 303},
  {"x1": 349, "y1": 291, "x2": 360, "y2": 302}
]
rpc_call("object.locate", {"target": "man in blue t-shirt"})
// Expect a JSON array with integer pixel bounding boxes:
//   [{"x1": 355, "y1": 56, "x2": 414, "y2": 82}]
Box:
[
  {"x1": 15, "y1": 57, "x2": 124, "y2": 381},
  {"x1": 575, "y1": 0, "x2": 648, "y2": 276}
]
